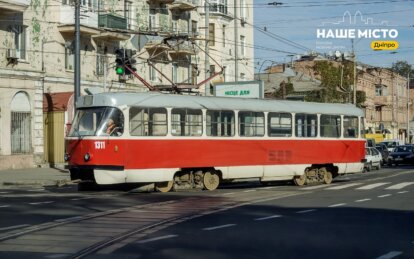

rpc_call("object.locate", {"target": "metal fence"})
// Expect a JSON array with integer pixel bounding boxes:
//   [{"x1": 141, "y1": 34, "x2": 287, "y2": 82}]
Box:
[{"x1": 11, "y1": 112, "x2": 31, "y2": 154}]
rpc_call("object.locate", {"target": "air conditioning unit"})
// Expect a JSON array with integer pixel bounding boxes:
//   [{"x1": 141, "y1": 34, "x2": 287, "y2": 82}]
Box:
[
  {"x1": 240, "y1": 17, "x2": 247, "y2": 25},
  {"x1": 6, "y1": 49, "x2": 18, "y2": 60}
]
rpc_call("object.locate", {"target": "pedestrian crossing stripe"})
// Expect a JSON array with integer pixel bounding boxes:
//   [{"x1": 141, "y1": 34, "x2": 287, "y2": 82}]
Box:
[
  {"x1": 356, "y1": 183, "x2": 390, "y2": 190},
  {"x1": 300, "y1": 182, "x2": 414, "y2": 191},
  {"x1": 385, "y1": 182, "x2": 414, "y2": 190}
]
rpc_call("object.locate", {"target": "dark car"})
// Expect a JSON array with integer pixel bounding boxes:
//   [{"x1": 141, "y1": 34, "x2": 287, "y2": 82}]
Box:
[
  {"x1": 375, "y1": 144, "x2": 390, "y2": 165},
  {"x1": 387, "y1": 145, "x2": 414, "y2": 166}
]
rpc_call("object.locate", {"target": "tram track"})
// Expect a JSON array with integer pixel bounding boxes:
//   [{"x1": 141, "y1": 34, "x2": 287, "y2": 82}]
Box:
[{"x1": 0, "y1": 189, "x2": 304, "y2": 258}]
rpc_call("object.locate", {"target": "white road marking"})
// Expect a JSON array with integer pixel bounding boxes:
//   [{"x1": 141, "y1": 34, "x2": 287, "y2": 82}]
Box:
[
  {"x1": 355, "y1": 198, "x2": 371, "y2": 203},
  {"x1": 243, "y1": 190, "x2": 256, "y2": 193},
  {"x1": 260, "y1": 186, "x2": 276, "y2": 190},
  {"x1": 0, "y1": 205, "x2": 10, "y2": 208},
  {"x1": 397, "y1": 191, "x2": 409, "y2": 194},
  {"x1": 376, "y1": 251, "x2": 403, "y2": 259},
  {"x1": 328, "y1": 203, "x2": 346, "y2": 207},
  {"x1": 385, "y1": 182, "x2": 414, "y2": 190},
  {"x1": 254, "y1": 215, "x2": 282, "y2": 221},
  {"x1": 222, "y1": 192, "x2": 236, "y2": 196},
  {"x1": 0, "y1": 224, "x2": 30, "y2": 231},
  {"x1": 301, "y1": 185, "x2": 331, "y2": 190},
  {"x1": 28, "y1": 189, "x2": 44, "y2": 192},
  {"x1": 378, "y1": 194, "x2": 392, "y2": 198},
  {"x1": 0, "y1": 192, "x2": 10, "y2": 194},
  {"x1": 136, "y1": 235, "x2": 178, "y2": 244},
  {"x1": 29, "y1": 201, "x2": 54, "y2": 205},
  {"x1": 356, "y1": 183, "x2": 390, "y2": 190},
  {"x1": 203, "y1": 224, "x2": 236, "y2": 231},
  {"x1": 325, "y1": 183, "x2": 362, "y2": 190},
  {"x1": 296, "y1": 209, "x2": 316, "y2": 214}
]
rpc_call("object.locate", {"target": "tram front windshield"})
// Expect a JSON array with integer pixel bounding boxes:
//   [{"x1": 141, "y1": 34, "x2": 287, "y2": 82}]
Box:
[{"x1": 68, "y1": 107, "x2": 124, "y2": 137}]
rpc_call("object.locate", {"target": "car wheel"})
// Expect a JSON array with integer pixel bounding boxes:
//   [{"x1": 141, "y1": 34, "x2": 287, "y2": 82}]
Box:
[
  {"x1": 377, "y1": 163, "x2": 381, "y2": 170},
  {"x1": 367, "y1": 163, "x2": 372, "y2": 172}
]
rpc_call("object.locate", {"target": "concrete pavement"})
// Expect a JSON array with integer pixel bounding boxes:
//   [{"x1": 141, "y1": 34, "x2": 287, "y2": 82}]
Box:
[{"x1": 0, "y1": 167, "x2": 72, "y2": 187}]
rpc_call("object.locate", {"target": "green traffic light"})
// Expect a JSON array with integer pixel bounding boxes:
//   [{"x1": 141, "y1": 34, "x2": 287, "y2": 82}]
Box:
[{"x1": 116, "y1": 67, "x2": 125, "y2": 75}]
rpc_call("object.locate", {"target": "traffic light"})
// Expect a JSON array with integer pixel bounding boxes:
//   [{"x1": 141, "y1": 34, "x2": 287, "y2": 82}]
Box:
[
  {"x1": 124, "y1": 49, "x2": 137, "y2": 75},
  {"x1": 115, "y1": 48, "x2": 125, "y2": 75}
]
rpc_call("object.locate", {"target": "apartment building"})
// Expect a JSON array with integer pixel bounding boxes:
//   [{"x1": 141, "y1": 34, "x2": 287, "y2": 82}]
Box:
[{"x1": 0, "y1": 0, "x2": 254, "y2": 169}]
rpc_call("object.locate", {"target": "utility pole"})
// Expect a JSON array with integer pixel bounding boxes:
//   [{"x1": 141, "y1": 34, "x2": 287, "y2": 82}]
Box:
[
  {"x1": 74, "y1": 0, "x2": 81, "y2": 108},
  {"x1": 408, "y1": 71, "x2": 411, "y2": 143},
  {"x1": 352, "y1": 39, "x2": 356, "y2": 105},
  {"x1": 205, "y1": 0, "x2": 210, "y2": 95},
  {"x1": 234, "y1": 0, "x2": 238, "y2": 82}
]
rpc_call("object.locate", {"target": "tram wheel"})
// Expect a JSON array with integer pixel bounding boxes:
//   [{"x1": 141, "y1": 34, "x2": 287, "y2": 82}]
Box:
[
  {"x1": 203, "y1": 171, "x2": 220, "y2": 191},
  {"x1": 321, "y1": 168, "x2": 333, "y2": 184},
  {"x1": 293, "y1": 174, "x2": 306, "y2": 186},
  {"x1": 155, "y1": 181, "x2": 174, "y2": 193}
]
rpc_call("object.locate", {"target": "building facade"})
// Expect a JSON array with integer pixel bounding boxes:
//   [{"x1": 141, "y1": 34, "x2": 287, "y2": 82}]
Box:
[{"x1": 0, "y1": 0, "x2": 254, "y2": 170}]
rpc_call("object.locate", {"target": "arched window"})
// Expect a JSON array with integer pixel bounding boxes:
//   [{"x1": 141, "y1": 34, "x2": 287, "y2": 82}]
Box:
[{"x1": 11, "y1": 92, "x2": 31, "y2": 154}]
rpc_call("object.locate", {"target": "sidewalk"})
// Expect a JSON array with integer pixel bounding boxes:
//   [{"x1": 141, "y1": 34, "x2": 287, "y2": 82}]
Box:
[{"x1": 0, "y1": 167, "x2": 72, "y2": 187}]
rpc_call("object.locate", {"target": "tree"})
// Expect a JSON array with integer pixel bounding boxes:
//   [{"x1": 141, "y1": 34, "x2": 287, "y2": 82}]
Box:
[
  {"x1": 305, "y1": 60, "x2": 365, "y2": 106},
  {"x1": 391, "y1": 61, "x2": 413, "y2": 78}
]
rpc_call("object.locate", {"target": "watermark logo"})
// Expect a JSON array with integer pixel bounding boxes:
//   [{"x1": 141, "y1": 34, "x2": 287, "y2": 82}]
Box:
[{"x1": 316, "y1": 11, "x2": 399, "y2": 51}]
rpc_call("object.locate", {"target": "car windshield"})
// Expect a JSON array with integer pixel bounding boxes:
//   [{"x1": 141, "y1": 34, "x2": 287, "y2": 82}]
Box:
[
  {"x1": 382, "y1": 142, "x2": 396, "y2": 148},
  {"x1": 393, "y1": 146, "x2": 413, "y2": 152},
  {"x1": 68, "y1": 107, "x2": 124, "y2": 137}
]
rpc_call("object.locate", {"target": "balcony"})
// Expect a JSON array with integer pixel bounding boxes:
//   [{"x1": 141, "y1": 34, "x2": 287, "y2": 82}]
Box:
[
  {"x1": 168, "y1": 41, "x2": 197, "y2": 55},
  {"x1": 144, "y1": 36, "x2": 170, "y2": 53},
  {"x1": 374, "y1": 95, "x2": 392, "y2": 106},
  {"x1": 169, "y1": 0, "x2": 197, "y2": 11},
  {"x1": 0, "y1": 0, "x2": 29, "y2": 12},
  {"x1": 98, "y1": 13, "x2": 127, "y2": 30},
  {"x1": 59, "y1": 5, "x2": 98, "y2": 28}
]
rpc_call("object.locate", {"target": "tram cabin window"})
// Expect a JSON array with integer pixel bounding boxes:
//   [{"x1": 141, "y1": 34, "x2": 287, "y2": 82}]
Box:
[
  {"x1": 268, "y1": 112, "x2": 292, "y2": 137},
  {"x1": 320, "y1": 115, "x2": 341, "y2": 138},
  {"x1": 129, "y1": 107, "x2": 167, "y2": 136},
  {"x1": 171, "y1": 108, "x2": 203, "y2": 136},
  {"x1": 239, "y1": 111, "x2": 265, "y2": 137},
  {"x1": 344, "y1": 116, "x2": 358, "y2": 138},
  {"x1": 207, "y1": 110, "x2": 235, "y2": 137},
  {"x1": 295, "y1": 113, "x2": 317, "y2": 137}
]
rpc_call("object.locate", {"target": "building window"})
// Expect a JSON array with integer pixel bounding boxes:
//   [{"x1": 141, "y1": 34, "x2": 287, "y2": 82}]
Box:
[
  {"x1": 191, "y1": 20, "x2": 197, "y2": 37},
  {"x1": 96, "y1": 54, "x2": 105, "y2": 76},
  {"x1": 126, "y1": 1, "x2": 132, "y2": 29},
  {"x1": 14, "y1": 26, "x2": 26, "y2": 60},
  {"x1": 209, "y1": 23, "x2": 215, "y2": 46},
  {"x1": 65, "y1": 46, "x2": 74, "y2": 70},
  {"x1": 11, "y1": 92, "x2": 31, "y2": 154},
  {"x1": 209, "y1": 0, "x2": 228, "y2": 15},
  {"x1": 149, "y1": 65, "x2": 158, "y2": 82},
  {"x1": 240, "y1": 73, "x2": 245, "y2": 80},
  {"x1": 191, "y1": 63, "x2": 198, "y2": 85},
  {"x1": 240, "y1": 35, "x2": 245, "y2": 56},
  {"x1": 240, "y1": 0, "x2": 246, "y2": 19},
  {"x1": 172, "y1": 63, "x2": 178, "y2": 83},
  {"x1": 149, "y1": 9, "x2": 157, "y2": 30}
]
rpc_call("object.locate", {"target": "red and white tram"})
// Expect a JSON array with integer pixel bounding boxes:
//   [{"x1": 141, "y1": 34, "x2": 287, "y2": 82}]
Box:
[{"x1": 65, "y1": 92, "x2": 366, "y2": 192}]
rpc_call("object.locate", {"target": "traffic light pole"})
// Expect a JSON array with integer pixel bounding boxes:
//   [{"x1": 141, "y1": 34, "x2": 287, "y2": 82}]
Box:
[{"x1": 74, "y1": 0, "x2": 81, "y2": 108}]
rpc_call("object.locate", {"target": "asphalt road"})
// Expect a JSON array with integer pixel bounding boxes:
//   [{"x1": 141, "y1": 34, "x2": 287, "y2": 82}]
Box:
[{"x1": 0, "y1": 166, "x2": 413, "y2": 258}]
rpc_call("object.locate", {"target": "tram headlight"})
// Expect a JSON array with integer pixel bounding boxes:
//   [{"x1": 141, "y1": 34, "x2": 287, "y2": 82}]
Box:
[
  {"x1": 64, "y1": 153, "x2": 70, "y2": 161},
  {"x1": 84, "y1": 153, "x2": 91, "y2": 162}
]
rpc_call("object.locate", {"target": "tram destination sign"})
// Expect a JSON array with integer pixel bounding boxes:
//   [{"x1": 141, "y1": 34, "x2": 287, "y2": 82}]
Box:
[{"x1": 214, "y1": 80, "x2": 264, "y2": 99}]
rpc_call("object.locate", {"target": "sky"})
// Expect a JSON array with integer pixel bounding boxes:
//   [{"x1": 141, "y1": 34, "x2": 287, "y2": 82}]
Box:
[{"x1": 252, "y1": 0, "x2": 414, "y2": 72}]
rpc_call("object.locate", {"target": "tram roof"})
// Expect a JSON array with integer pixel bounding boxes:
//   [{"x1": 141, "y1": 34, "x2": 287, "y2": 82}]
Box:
[{"x1": 78, "y1": 92, "x2": 364, "y2": 116}]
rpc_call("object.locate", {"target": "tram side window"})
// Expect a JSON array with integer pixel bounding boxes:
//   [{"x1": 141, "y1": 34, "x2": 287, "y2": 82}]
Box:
[
  {"x1": 320, "y1": 115, "x2": 341, "y2": 138},
  {"x1": 295, "y1": 113, "x2": 317, "y2": 137},
  {"x1": 129, "y1": 107, "x2": 167, "y2": 136},
  {"x1": 343, "y1": 116, "x2": 358, "y2": 138},
  {"x1": 206, "y1": 110, "x2": 235, "y2": 137},
  {"x1": 268, "y1": 112, "x2": 292, "y2": 137},
  {"x1": 171, "y1": 108, "x2": 203, "y2": 136},
  {"x1": 239, "y1": 111, "x2": 265, "y2": 137}
]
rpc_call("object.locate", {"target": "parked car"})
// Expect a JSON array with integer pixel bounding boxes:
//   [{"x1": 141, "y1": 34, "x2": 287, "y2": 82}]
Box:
[
  {"x1": 381, "y1": 139, "x2": 404, "y2": 152},
  {"x1": 375, "y1": 144, "x2": 390, "y2": 165},
  {"x1": 387, "y1": 145, "x2": 414, "y2": 166},
  {"x1": 364, "y1": 147, "x2": 382, "y2": 172}
]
